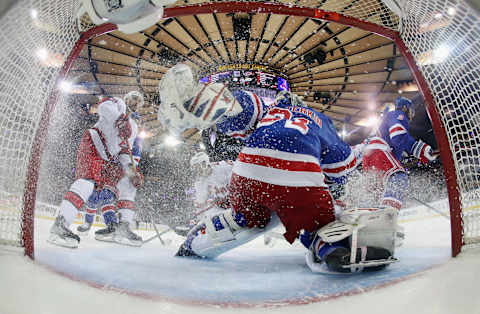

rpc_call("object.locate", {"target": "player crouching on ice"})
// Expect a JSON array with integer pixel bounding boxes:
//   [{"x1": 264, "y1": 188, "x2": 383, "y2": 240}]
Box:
[{"x1": 157, "y1": 63, "x2": 398, "y2": 273}]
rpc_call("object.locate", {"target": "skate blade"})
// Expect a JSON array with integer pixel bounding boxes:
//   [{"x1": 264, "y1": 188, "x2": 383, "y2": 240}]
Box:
[
  {"x1": 77, "y1": 230, "x2": 90, "y2": 237},
  {"x1": 341, "y1": 257, "x2": 399, "y2": 271},
  {"x1": 94, "y1": 235, "x2": 115, "y2": 242},
  {"x1": 114, "y1": 237, "x2": 143, "y2": 247},
  {"x1": 47, "y1": 234, "x2": 79, "y2": 249}
]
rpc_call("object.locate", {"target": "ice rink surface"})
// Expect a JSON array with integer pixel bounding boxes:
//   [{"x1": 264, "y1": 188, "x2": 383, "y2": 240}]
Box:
[{"x1": 1, "y1": 200, "x2": 480, "y2": 314}]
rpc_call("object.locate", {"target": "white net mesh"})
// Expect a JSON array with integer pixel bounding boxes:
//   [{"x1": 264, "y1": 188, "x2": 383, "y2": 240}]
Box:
[
  {"x1": 0, "y1": 0, "x2": 81, "y2": 246},
  {"x1": 400, "y1": 0, "x2": 480, "y2": 245},
  {"x1": 0, "y1": 0, "x2": 478, "y2": 253}
]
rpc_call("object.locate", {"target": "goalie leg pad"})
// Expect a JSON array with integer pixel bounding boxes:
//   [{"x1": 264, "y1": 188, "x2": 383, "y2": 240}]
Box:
[
  {"x1": 354, "y1": 207, "x2": 398, "y2": 255},
  {"x1": 381, "y1": 171, "x2": 408, "y2": 210},
  {"x1": 306, "y1": 207, "x2": 399, "y2": 273},
  {"x1": 178, "y1": 209, "x2": 280, "y2": 259}
]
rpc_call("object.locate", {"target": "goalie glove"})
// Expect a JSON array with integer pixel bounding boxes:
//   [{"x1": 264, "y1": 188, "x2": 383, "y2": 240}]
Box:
[{"x1": 412, "y1": 140, "x2": 436, "y2": 164}]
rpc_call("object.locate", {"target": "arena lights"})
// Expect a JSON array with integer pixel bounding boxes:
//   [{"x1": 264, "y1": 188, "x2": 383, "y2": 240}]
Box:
[
  {"x1": 36, "y1": 48, "x2": 48, "y2": 61},
  {"x1": 432, "y1": 44, "x2": 451, "y2": 63},
  {"x1": 367, "y1": 116, "x2": 380, "y2": 127},
  {"x1": 418, "y1": 44, "x2": 452, "y2": 65},
  {"x1": 35, "y1": 48, "x2": 64, "y2": 67},
  {"x1": 164, "y1": 135, "x2": 181, "y2": 147},
  {"x1": 30, "y1": 9, "x2": 38, "y2": 19},
  {"x1": 59, "y1": 80, "x2": 72, "y2": 93},
  {"x1": 447, "y1": 7, "x2": 456, "y2": 16}
]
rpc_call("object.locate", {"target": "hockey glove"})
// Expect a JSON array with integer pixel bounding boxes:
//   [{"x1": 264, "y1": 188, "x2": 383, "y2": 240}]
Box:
[
  {"x1": 116, "y1": 114, "x2": 132, "y2": 140},
  {"x1": 412, "y1": 140, "x2": 437, "y2": 164},
  {"x1": 131, "y1": 172, "x2": 144, "y2": 188},
  {"x1": 126, "y1": 166, "x2": 144, "y2": 188}
]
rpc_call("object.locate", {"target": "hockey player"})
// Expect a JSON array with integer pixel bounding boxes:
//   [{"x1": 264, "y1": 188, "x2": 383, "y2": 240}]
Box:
[
  {"x1": 48, "y1": 97, "x2": 132, "y2": 248},
  {"x1": 362, "y1": 96, "x2": 437, "y2": 210},
  {"x1": 157, "y1": 64, "x2": 391, "y2": 273},
  {"x1": 189, "y1": 151, "x2": 233, "y2": 222},
  {"x1": 77, "y1": 91, "x2": 145, "y2": 246}
]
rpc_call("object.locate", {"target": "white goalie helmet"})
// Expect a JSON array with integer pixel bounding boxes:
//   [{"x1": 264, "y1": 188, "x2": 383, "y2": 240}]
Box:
[
  {"x1": 77, "y1": 0, "x2": 177, "y2": 34},
  {"x1": 124, "y1": 91, "x2": 144, "y2": 113},
  {"x1": 157, "y1": 64, "x2": 243, "y2": 134}
]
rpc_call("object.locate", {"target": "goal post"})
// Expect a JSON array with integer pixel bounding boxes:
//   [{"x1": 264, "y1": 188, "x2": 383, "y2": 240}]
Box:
[
  {"x1": 22, "y1": 22, "x2": 117, "y2": 259},
  {"x1": 0, "y1": 0, "x2": 477, "y2": 259}
]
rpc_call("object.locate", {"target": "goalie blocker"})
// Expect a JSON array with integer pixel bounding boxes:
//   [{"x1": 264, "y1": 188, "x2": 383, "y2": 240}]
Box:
[{"x1": 303, "y1": 207, "x2": 400, "y2": 273}]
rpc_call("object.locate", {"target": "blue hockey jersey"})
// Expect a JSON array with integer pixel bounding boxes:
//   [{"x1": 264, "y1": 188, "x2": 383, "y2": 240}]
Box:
[
  {"x1": 216, "y1": 91, "x2": 359, "y2": 187},
  {"x1": 216, "y1": 90, "x2": 267, "y2": 140},
  {"x1": 377, "y1": 110, "x2": 417, "y2": 161}
]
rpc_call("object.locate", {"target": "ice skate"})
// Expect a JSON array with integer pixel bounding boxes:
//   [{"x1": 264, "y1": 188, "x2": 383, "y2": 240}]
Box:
[
  {"x1": 113, "y1": 221, "x2": 143, "y2": 247},
  {"x1": 175, "y1": 242, "x2": 201, "y2": 258},
  {"x1": 94, "y1": 222, "x2": 117, "y2": 242},
  {"x1": 47, "y1": 216, "x2": 80, "y2": 248},
  {"x1": 325, "y1": 246, "x2": 393, "y2": 273},
  {"x1": 76, "y1": 221, "x2": 92, "y2": 236},
  {"x1": 175, "y1": 224, "x2": 203, "y2": 258}
]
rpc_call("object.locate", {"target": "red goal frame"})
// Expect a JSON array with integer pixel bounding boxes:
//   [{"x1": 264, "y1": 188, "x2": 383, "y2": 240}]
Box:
[{"x1": 22, "y1": 1, "x2": 462, "y2": 259}]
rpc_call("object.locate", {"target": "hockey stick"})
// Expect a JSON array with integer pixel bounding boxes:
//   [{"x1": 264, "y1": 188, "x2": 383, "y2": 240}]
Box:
[
  {"x1": 144, "y1": 210, "x2": 168, "y2": 245},
  {"x1": 150, "y1": 218, "x2": 167, "y2": 245},
  {"x1": 411, "y1": 196, "x2": 450, "y2": 220},
  {"x1": 143, "y1": 226, "x2": 171, "y2": 244}
]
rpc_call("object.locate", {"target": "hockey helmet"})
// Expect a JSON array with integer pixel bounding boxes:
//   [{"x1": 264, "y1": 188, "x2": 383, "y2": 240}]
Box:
[
  {"x1": 275, "y1": 90, "x2": 305, "y2": 107},
  {"x1": 394, "y1": 96, "x2": 415, "y2": 120},
  {"x1": 96, "y1": 97, "x2": 127, "y2": 125},
  {"x1": 158, "y1": 64, "x2": 242, "y2": 134},
  {"x1": 124, "y1": 91, "x2": 144, "y2": 113}
]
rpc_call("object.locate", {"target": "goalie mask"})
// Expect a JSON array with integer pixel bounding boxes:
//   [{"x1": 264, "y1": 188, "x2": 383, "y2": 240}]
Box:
[
  {"x1": 158, "y1": 64, "x2": 242, "y2": 134},
  {"x1": 124, "y1": 91, "x2": 144, "y2": 113}
]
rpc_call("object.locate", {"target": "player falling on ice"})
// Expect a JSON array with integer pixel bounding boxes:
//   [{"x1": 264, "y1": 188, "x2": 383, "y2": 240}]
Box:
[
  {"x1": 157, "y1": 63, "x2": 399, "y2": 273},
  {"x1": 76, "y1": 91, "x2": 145, "y2": 247}
]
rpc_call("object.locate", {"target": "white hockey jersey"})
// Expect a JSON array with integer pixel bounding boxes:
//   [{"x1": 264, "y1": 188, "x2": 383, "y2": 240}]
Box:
[
  {"x1": 89, "y1": 97, "x2": 127, "y2": 161},
  {"x1": 89, "y1": 97, "x2": 138, "y2": 164},
  {"x1": 193, "y1": 160, "x2": 234, "y2": 219}
]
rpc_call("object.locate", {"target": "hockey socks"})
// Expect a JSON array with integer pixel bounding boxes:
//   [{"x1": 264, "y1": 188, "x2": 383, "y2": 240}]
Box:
[
  {"x1": 102, "y1": 209, "x2": 117, "y2": 225},
  {"x1": 382, "y1": 171, "x2": 408, "y2": 210}
]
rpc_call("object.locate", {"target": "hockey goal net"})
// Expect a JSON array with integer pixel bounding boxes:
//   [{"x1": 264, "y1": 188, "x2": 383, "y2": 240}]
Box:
[{"x1": 0, "y1": 0, "x2": 478, "y2": 258}]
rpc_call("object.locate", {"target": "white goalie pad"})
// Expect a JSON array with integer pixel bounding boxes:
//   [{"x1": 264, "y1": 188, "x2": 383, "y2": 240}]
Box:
[
  {"x1": 316, "y1": 221, "x2": 355, "y2": 243},
  {"x1": 321, "y1": 207, "x2": 399, "y2": 252},
  {"x1": 351, "y1": 207, "x2": 399, "y2": 255},
  {"x1": 189, "y1": 210, "x2": 280, "y2": 258},
  {"x1": 310, "y1": 207, "x2": 400, "y2": 273}
]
